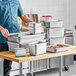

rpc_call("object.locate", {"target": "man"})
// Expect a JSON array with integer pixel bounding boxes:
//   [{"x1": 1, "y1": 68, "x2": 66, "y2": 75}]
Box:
[{"x1": 0, "y1": 0, "x2": 32, "y2": 76}]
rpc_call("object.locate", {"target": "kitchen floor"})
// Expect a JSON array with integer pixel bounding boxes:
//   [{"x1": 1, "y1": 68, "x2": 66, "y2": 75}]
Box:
[{"x1": 35, "y1": 61, "x2": 76, "y2": 76}]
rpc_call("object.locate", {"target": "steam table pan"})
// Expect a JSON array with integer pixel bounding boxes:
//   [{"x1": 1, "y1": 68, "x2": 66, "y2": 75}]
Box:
[
  {"x1": 8, "y1": 33, "x2": 45, "y2": 44},
  {"x1": 15, "y1": 48, "x2": 26, "y2": 57}
]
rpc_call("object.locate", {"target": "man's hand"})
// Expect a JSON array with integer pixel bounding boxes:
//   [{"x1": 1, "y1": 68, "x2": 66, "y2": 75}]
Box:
[
  {"x1": 0, "y1": 26, "x2": 10, "y2": 38},
  {"x1": 25, "y1": 23, "x2": 29, "y2": 27}
]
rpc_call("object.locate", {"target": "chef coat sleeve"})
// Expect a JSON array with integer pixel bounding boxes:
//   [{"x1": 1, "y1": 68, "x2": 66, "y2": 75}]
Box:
[{"x1": 18, "y1": 2, "x2": 24, "y2": 16}]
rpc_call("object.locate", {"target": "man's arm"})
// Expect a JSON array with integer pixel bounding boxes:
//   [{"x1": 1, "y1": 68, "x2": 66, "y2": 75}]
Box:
[
  {"x1": 20, "y1": 14, "x2": 32, "y2": 23},
  {"x1": 18, "y1": 2, "x2": 32, "y2": 26},
  {"x1": 20, "y1": 14, "x2": 32, "y2": 26},
  {"x1": 0, "y1": 26, "x2": 9, "y2": 38}
]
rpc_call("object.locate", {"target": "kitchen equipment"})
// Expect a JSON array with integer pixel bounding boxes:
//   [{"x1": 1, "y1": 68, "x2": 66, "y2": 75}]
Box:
[
  {"x1": 10, "y1": 69, "x2": 29, "y2": 76},
  {"x1": 47, "y1": 44, "x2": 69, "y2": 53},
  {"x1": 8, "y1": 33, "x2": 45, "y2": 44},
  {"x1": 64, "y1": 29, "x2": 74, "y2": 66},
  {"x1": 29, "y1": 42, "x2": 47, "y2": 56},
  {"x1": 30, "y1": 58, "x2": 48, "y2": 72},
  {"x1": 49, "y1": 37, "x2": 65, "y2": 45},
  {"x1": 65, "y1": 29, "x2": 73, "y2": 46},
  {"x1": 9, "y1": 32, "x2": 30, "y2": 36},
  {"x1": 29, "y1": 22, "x2": 41, "y2": 28},
  {"x1": 15, "y1": 48, "x2": 26, "y2": 57},
  {"x1": 64, "y1": 29, "x2": 73, "y2": 36},
  {"x1": 45, "y1": 20, "x2": 63, "y2": 28},
  {"x1": 47, "y1": 28, "x2": 64, "y2": 38},
  {"x1": 8, "y1": 42, "x2": 29, "y2": 53},
  {"x1": 11, "y1": 61, "x2": 29, "y2": 70},
  {"x1": 8, "y1": 42, "x2": 20, "y2": 52},
  {"x1": 8, "y1": 33, "x2": 45, "y2": 52},
  {"x1": 29, "y1": 22, "x2": 42, "y2": 34},
  {"x1": 9, "y1": 32, "x2": 30, "y2": 43}
]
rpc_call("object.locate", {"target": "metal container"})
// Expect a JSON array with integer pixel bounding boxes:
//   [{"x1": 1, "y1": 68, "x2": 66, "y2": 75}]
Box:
[
  {"x1": 46, "y1": 28, "x2": 64, "y2": 38},
  {"x1": 30, "y1": 59, "x2": 48, "y2": 72},
  {"x1": 45, "y1": 20, "x2": 63, "y2": 28},
  {"x1": 8, "y1": 33, "x2": 45, "y2": 52},
  {"x1": 10, "y1": 69, "x2": 29, "y2": 76},
  {"x1": 29, "y1": 27, "x2": 42, "y2": 34},
  {"x1": 47, "y1": 45, "x2": 69, "y2": 53},
  {"x1": 8, "y1": 42, "x2": 29, "y2": 53},
  {"x1": 29, "y1": 22, "x2": 42, "y2": 34},
  {"x1": 15, "y1": 48, "x2": 26, "y2": 57},
  {"x1": 8, "y1": 33, "x2": 45, "y2": 44},
  {"x1": 49, "y1": 37, "x2": 65, "y2": 45},
  {"x1": 8, "y1": 42, "x2": 20, "y2": 52},
  {"x1": 9, "y1": 32, "x2": 30, "y2": 36},
  {"x1": 8, "y1": 32, "x2": 30, "y2": 43},
  {"x1": 29, "y1": 42, "x2": 47, "y2": 56},
  {"x1": 11, "y1": 61, "x2": 29, "y2": 70},
  {"x1": 29, "y1": 22, "x2": 41, "y2": 28}
]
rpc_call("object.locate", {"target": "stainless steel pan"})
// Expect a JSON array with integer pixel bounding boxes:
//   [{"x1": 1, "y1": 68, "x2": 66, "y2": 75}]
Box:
[{"x1": 8, "y1": 33, "x2": 45, "y2": 44}]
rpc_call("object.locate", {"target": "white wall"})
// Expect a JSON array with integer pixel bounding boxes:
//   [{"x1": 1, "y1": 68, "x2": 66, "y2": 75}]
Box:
[
  {"x1": 20, "y1": 0, "x2": 47, "y2": 20},
  {"x1": 63, "y1": 0, "x2": 76, "y2": 30},
  {"x1": 69, "y1": 0, "x2": 76, "y2": 30},
  {"x1": 20, "y1": 0, "x2": 64, "y2": 21},
  {"x1": 46, "y1": 0, "x2": 64, "y2": 20},
  {"x1": 63, "y1": 0, "x2": 70, "y2": 29}
]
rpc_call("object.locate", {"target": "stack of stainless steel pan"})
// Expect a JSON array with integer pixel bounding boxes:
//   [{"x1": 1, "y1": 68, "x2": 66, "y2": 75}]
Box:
[
  {"x1": 29, "y1": 22, "x2": 42, "y2": 34},
  {"x1": 8, "y1": 32, "x2": 45, "y2": 53},
  {"x1": 45, "y1": 20, "x2": 65, "y2": 45}
]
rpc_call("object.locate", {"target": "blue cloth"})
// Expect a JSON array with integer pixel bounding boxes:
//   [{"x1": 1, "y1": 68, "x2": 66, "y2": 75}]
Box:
[{"x1": 0, "y1": 0, "x2": 24, "y2": 43}]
